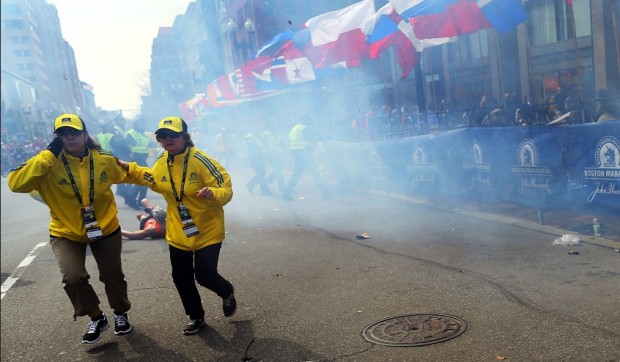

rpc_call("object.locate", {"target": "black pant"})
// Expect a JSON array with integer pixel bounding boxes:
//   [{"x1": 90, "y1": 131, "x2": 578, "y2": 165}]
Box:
[
  {"x1": 169, "y1": 243, "x2": 233, "y2": 320},
  {"x1": 284, "y1": 149, "x2": 329, "y2": 198},
  {"x1": 130, "y1": 153, "x2": 149, "y2": 206}
]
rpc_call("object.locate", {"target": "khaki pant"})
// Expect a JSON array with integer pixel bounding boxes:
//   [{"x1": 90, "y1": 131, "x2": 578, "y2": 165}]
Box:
[{"x1": 50, "y1": 228, "x2": 131, "y2": 318}]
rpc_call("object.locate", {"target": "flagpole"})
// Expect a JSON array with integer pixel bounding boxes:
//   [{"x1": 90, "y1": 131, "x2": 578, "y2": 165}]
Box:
[
  {"x1": 613, "y1": 0, "x2": 620, "y2": 75},
  {"x1": 477, "y1": 32, "x2": 488, "y2": 99},
  {"x1": 568, "y1": 1, "x2": 584, "y2": 100},
  {"x1": 413, "y1": 51, "x2": 428, "y2": 127},
  {"x1": 495, "y1": 33, "x2": 504, "y2": 102},
  {"x1": 378, "y1": 53, "x2": 389, "y2": 108},
  {"x1": 427, "y1": 51, "x2": 438, "y2": 110},
  {"x1": 457, "y1": 38, "x2": 468, "y2": 108},
  {"x1": 524, "y1": 22, "x2": 538, "y2": 104}
]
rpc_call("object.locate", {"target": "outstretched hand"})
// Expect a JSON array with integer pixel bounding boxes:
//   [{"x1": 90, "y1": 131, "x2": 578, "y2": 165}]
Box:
[
  {"x1": 196, "y1": 187, "x2": 214, "y2": 200},
  {"x1": 117, "y1": 159, "x2": 129, "y2": 171}
]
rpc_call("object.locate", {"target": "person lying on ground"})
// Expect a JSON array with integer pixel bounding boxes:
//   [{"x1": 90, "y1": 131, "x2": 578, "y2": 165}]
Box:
[{"x1": 121, "y1": 198, "x2": 166, "y2": 240}]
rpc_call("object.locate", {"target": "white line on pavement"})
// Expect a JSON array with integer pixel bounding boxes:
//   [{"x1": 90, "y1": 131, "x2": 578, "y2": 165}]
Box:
[{"x1": 1, "y1": 242, "x2": 47, "y2": 300}]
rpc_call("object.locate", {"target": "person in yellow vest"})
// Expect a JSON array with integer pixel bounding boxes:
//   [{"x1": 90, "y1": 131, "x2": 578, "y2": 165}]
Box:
[
  {"x1": 96, "y1": 123, "x2": 115, "y2": 151},
  {"x1": 245, "y1": 131, "x2": 271, "y2": 195},
  {"x1": 282, "y1": 117, "x2": 331, "y2": 201},
  {"x1": 126, "y1": 121, "x2": 152, "y2": 208},
  {"x1": 262, "y1": 128, "x2": 285, "y2": 192}
]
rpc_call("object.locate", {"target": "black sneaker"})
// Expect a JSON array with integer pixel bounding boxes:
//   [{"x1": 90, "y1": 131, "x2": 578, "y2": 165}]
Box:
[
  {"x1": 113, "y1": 312, "x2": 132, "y2": 335},
  {"x1": 223, "y1": 292, "x2": 237, "y2": 317},
  {"x1": 81, "y1": 314, "x2": 109, "y2": 344},
  {"x1": 182, "y1": 318, "x2": 205, "y2": 335}
]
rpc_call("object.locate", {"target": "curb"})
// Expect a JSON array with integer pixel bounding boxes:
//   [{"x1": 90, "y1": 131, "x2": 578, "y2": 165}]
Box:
[{"x1": 375, "y1": 191, "x2": 620, "y2": 250}]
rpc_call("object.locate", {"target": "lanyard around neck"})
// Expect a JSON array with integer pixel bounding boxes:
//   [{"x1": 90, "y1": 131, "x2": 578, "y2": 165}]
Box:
[
  {"x1": 167, "y1": 147, "x2": 191, "y2": 204},
  {"x1": 60, "y1": 150, "x2": 94, "y2": 206}
]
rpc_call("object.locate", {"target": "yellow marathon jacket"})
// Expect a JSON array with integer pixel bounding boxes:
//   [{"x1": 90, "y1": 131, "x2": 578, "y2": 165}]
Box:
[
  {"x1": 130, "y1": 147, "x2": 233, "y2": 252},
  {"x1": 8, "y1": 148, "x2": 139, "y2": 243}
]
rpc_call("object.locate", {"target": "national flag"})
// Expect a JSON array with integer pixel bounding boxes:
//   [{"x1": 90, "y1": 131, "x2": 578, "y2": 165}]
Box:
[
  {"x1": 207, "y1": 73, "x2": 239, "y2": 108},
  {"x1": 363, "y1": 2, "x2": 454, "y2": 75},
  {"x1": 302, "y1": 0, "x2": 376, "y2": 68},
  {"x1": 251, "y1": 41, "x2": 318, "y2": 90},
  {"x1": 215, "y1": 73, "x2": 238, "y2": 100},
  {"x1": 255, "y1": 28, "x2": 295, "y2": 57},
  {"x1": 390, "y1": 0, "x2": 460, "y2": 19},
  {"x1": 477, "y1": 0, "x2": 528, "y2": 33},
  {"x1": 236, "y1": 56, "x2": 273, "y2": 94},
  {"x1": 179, "y1": 97, "x2": 200, "y2": 120},
  {"x1": 272, "y1": 41, "x2": 317, "y2": 84},
  {"x1": 362, "y1": 2, "x2": 402, "y2": 44},
  {"x1": 408, "y1": 0, "x2": 491, "y2": 38},
  {"x1": 363, "y1": 5, "x2": 419, "y2": 78}
]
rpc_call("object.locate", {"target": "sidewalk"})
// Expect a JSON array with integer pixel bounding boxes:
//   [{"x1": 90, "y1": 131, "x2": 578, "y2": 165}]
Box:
[{"x1": 379, "y1": 192, "x2": 620, "y2": 249}]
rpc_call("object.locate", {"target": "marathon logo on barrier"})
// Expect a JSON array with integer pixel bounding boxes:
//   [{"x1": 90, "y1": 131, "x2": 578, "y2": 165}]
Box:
[
  {"x1": 584, "y1": 136, "x2": 620, "y2": 202},
  {"x1": 583, "y1": 136, "x2": 620, "y2": 180},
  {"x1": 463, "y1": 139, "x2": 491, "y2": 187},
  {"x1": 462, "y1": 140, "x2": 491, "y2": 172},
  {"x1": 407, "y1": 146, "x2": 437, "y2": 185},
  {"x1": 511, "y1": 139, "x2": 552, "y2": 194}
]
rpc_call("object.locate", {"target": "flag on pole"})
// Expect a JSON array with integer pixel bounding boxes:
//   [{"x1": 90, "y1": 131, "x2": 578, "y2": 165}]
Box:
[
  {"x1": 301, "y1": 0, "x2": 376, "y2": 68},
  {"x1": 477, "y1": 0, "x2": 528, "y2": 33},
  {"x1": 390, "y1": 0, "x2": 460, "y2": 19},
  {"x1": 255, "y1": 29, "x2": 295, "y2": 57}
]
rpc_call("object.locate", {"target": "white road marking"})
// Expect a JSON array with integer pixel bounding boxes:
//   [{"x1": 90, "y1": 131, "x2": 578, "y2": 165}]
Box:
[{"x1": 1, "y1": 242, "x2": 47, "y2": 299}]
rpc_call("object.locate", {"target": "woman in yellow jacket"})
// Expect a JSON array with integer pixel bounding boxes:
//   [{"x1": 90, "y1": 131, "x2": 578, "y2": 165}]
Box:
[
  {"x1": 8, "y1": 114, "x2": 140, "y2": 344},
  {"x1": 124, "y1": 116, "x2": 236, "y2": 335}
]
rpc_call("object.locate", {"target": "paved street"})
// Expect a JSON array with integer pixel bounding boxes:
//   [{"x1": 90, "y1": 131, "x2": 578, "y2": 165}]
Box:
[{"x1": 1, "y1": 168, "x2": 619, "y2": 361}]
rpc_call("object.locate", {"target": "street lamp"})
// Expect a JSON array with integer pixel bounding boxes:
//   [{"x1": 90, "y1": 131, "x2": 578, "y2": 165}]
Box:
[
  {"x1": 244, "y1": 18, "x2": 255, "y2": 32},
  {"x1": 225, "y1": 18, "x2": 238, "y2": 66},
  {"x1": 225, "y1": 18, "x2": 237, "y2": 34},
  {"x1": 244, "y1": 18, "x2": 257, "y2": 55},
  {"x1": 21, "y1": 106, "x2": 32, "y2": 140},
  {"x1": 218, "y1": 1, "x2": 227, "y2": 21}
]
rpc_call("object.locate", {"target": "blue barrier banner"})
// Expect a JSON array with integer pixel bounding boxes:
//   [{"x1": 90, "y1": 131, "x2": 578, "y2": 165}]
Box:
[
  {"x1": 323, "y1": 120, "x2": 619, "y2": 215},
  {"x1": 567, "y1": 122, "x2": 620, "y2": 211}
]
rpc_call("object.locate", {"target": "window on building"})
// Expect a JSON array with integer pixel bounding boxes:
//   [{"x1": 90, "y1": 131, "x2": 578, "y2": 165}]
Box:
[
  {"x1": 20, "y1": 36, "x2": 28, "y2": 43},
  {"x1": 14, "y1": 50, "x2": 23, "y2": 57},
  {"x1": 11, "y1": 36, "x2": 20, "y2": 44},
  {"x1": 17, "y1": 64, "x2": 25, "y2": 71},
  {"x1": 26, "y1": 63, "x2": 34, "y2": 70},
  {"x1": 1, "y1": 19, "x2": 25, "y2": 30},
  {"x1": 528, "y1": 0, "x2": 591, "y2": 46},
  {"x1": 450, "y1": 30, "x2": 489, "y2": 61},
  {"x1": 0, "y1": 3, "x2": 21, "y2": 15},
  {"x1": 23, "y1": 50, "x2": 31, "y2": 57}
]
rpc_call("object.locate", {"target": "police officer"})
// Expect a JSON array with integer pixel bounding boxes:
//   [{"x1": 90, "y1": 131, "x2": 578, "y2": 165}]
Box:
[{"x1": 126, "y1": 121, "x2": 152, "y2": 207}]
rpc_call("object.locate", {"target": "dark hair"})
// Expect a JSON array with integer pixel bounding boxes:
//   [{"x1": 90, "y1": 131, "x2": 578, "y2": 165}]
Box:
[
  {"x1": 86, "y1": 135, "x2": 102, "y2": 150},
  {"x1": 183, "y1": 133, "x2": 195, "y2": 147},
  {"x1": 74, "y1": 118, "x2": 101, "y2": 150}
]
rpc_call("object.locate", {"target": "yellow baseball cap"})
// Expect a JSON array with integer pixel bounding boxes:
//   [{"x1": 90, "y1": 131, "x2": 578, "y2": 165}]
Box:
[
  {"x1": 54, "y1": 113, "x2": 85, "y2": 132},
  {"x1": 155, "y1": 116, "x2": 187, "y2": 134}
]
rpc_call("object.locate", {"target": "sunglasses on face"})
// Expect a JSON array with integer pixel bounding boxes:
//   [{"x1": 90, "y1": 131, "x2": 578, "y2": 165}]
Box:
[
  {"x1": 56, "y1": 128, "x2": 84, "y2": 137},
  {"x1": 157, "y1": 132, "x2": 182, "y2": 139}
]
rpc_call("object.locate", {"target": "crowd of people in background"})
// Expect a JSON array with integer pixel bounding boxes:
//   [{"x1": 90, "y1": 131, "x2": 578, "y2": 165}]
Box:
[{"x1": 2, "y1": 88, "x2": 618, "y2": 188}]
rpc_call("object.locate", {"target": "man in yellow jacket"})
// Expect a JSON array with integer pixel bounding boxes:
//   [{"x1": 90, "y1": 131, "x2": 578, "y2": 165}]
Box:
[{"x1": 283, "y1": 119, "x2": 331, "y2": 201}]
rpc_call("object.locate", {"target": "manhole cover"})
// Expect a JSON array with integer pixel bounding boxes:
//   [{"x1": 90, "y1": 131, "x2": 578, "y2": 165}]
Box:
[{"x1": 362, "y1": 313, "x2": 468, "y2": 347}]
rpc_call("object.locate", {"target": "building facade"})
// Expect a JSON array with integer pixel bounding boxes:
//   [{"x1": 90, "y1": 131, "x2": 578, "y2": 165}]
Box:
[{"x1": 0, "y1": 0, "x2": 95, "y2": 139}]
